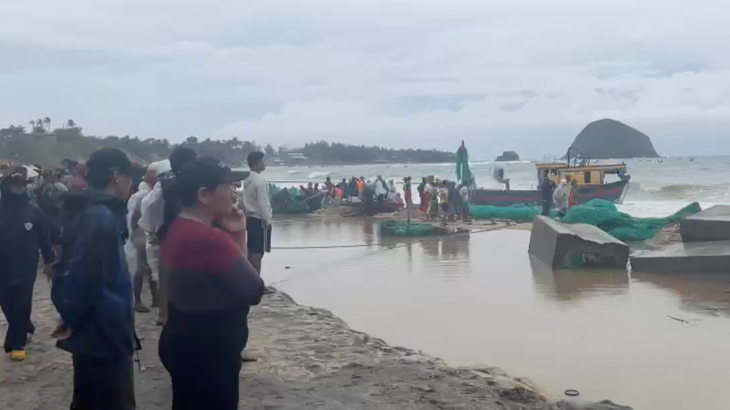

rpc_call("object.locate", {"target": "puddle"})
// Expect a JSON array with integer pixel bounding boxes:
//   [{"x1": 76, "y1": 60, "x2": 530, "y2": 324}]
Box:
[{"x1": 265, "y1": 217, "x2": 730, "y2": 410}]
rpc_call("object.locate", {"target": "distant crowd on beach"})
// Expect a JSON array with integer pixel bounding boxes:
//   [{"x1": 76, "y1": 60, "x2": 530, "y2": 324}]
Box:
[
  {"x1": 0, "y1": 148, "x2": 276, "y2": 409},
  {"x1": 417, "y1": 176, "x2": 471, "y2": 223}
]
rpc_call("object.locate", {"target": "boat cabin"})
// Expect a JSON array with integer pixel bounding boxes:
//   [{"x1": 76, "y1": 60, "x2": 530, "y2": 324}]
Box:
[{"x1": 536, "y1": 162, "x2": 628, "y2": 186}]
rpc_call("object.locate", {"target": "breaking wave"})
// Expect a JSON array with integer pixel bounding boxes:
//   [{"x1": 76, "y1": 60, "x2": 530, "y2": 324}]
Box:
[{"x1": 629, "y1": 183, "x2": 730, "y2": 201}]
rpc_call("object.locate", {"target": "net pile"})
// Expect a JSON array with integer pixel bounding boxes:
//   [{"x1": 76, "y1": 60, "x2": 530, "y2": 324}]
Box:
[
  {"x1": 269, "y1": 184, "x2": 311, "y2": 215},
  {"x1": 469, "y1": 203, "x2": 557, "y2": 222},
  {"x1": 561, "y1": 199, "x2": 701, "y2": 242},
  {"x1": 378, "y1": 220, "x2": 444, "y2": 237}
]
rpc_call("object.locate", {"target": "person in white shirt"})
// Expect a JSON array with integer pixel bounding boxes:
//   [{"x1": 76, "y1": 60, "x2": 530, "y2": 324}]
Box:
[
  {"x1": 242, "y1": 151, "x2": 272, "y2": 275},
  {"x1": 127, "y1": 164, "x2": 162, "y2": 313},
  {"x1": 458, "y1": 183, "x2": 470, "y2": 222},
  {"x1": 139, "y1": 148, "x2": 195, "y2": 325}
]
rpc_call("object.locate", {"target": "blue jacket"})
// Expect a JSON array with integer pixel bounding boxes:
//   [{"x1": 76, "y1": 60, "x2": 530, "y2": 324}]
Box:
[{"x1": 51, "y1": 191, "x2": 137, "y2": 358}]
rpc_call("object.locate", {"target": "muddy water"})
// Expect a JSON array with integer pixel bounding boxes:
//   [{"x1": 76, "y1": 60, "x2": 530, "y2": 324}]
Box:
[{"x1": 265, "y1": 218, "x2": 730, "y2": 410}]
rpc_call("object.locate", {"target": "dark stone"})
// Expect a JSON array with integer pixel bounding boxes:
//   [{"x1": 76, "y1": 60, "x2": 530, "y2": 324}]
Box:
[
  {"x1": 680, "y1": 205, "x2": 730, "y2": 242},
  {"x1": 495, "y1": 151, "x2": 520, "y2": 161},
  {"x1": 528, "y1": 216, "x2": 629, "y2": 270},
  {"x1": 631, "y1": 241, "x2": 730, "y2": 274},
  {"x1": 564, "y1": 119, "x2": 660, "y2": 159}
]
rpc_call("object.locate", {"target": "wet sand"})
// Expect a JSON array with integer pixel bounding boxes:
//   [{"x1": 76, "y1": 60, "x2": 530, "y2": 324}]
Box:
[
  {"x1": 266, "y1": 217, "x2": 730, "y2": 410},
  {"x1": 0, "y1": 276, "x2": 629, "y2": 410}
]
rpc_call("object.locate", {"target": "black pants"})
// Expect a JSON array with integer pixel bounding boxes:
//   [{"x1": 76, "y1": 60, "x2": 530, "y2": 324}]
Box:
[
  {"x1": 160, "y1": 335, "x2": 242, "y2": 410},
  {"x1": 159, "y1": 306, "x2": 245, "y2": 410},
  {"x1": 70, "y1": 354, "x2": 136, "y2": 410},
  {"x1": 541, "y1": 200, "x2": 551, "y2": 216},
  {"x1": 0, "y1": 279, "x2": 35, "y2": 353}
]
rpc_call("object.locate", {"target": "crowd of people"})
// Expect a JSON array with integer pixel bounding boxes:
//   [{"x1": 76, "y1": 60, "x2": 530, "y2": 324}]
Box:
[
  {"x1": 416, "y1": 176, "x2": 471, "y2": 223},
  {"x1": 300, "y1": 175, "x2": 405, "y2": 214},
  {"x1": 0, "y1": 147, "x2": 274, "y2": 409}
]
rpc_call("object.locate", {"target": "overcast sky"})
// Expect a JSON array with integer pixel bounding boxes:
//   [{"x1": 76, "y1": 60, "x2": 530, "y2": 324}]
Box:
[{"x1": 1, "y1": 0, "x2": 727, "y2": 158}]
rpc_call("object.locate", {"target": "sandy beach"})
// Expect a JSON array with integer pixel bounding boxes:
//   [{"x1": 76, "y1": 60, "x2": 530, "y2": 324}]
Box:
[{"x1": 0, "y1": 274, "x2": 632, "y2": 410}]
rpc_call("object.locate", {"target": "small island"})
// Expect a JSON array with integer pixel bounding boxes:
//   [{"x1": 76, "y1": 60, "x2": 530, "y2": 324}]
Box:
[
  {"x1": 495, "y1": 151, "x2": 520, "y2": 162},
  {"x1": 564, "y1": 119, "x2": 660, "y2": 159}
]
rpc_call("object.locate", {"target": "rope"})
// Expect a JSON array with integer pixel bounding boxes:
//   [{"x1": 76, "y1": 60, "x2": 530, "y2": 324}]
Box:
[{"x1": 270, "y1": 223, "x2": 516, "y2": 250}]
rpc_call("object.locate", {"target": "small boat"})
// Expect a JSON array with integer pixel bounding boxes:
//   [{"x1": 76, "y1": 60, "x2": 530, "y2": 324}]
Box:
[{"x1": 471, "y1": 150, "x2": 631, "y2": 207}]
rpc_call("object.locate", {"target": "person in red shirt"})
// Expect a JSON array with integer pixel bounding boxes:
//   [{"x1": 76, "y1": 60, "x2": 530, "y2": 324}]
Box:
[{"x1": 158, "y1": 156, "x2": 264, "y2": 410}]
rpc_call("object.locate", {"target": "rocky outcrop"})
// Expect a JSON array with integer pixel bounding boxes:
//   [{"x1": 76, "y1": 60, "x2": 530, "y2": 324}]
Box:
[
  {"x1": 565, "y1": 119, "x2": 660, "y2": 159},
  {"x1": 495, "y1": 151, "x2": 520, "y2": 161}
]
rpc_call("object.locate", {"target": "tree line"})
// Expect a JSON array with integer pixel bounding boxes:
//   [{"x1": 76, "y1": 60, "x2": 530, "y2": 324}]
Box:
[{"x1": 0, "y1": 119, "x2": 455, "y2": 167}]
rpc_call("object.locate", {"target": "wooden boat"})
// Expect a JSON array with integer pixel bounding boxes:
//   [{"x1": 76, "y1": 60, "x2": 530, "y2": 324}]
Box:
[{"x1": 472, "y1": 160, "x2": 630, "y2": 207}]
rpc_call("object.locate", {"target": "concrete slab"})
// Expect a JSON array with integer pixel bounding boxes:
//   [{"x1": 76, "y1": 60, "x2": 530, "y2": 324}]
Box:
[
  {"x1": 680, "y1": 205, "x2": 730, "y2": 242},
  {"x1": 528, "y1": 216, "x2": 630, "y2": 270},
  {"x1": 631, "y1": 240, "x2": 730, "y2": 274}
]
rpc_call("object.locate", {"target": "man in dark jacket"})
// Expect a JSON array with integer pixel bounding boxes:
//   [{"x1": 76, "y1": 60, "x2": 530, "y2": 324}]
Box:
[
  {"x1": 0, "y1": 167, "x2": 54, "y2": 362},
  {"x1": 51, "y1": 148, "x2": 137, "y2": 410},
  {"x1": 540, "y1": 170, "x2": 556, "y2": 216}
]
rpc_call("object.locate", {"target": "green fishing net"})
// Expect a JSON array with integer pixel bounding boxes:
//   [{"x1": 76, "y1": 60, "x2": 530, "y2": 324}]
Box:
[
  {"x1": 561, "y1": 199, "x2": 701, "y2": 242},
  {"x1": 378, "y1": 220, "x2": 444, "y2": 237},
  {"x1": 269, "y1": 184, "x2": 310, "y2": 215},
  {"x1": 468, "y1": 203, "x2": 557, "y2": 222}
]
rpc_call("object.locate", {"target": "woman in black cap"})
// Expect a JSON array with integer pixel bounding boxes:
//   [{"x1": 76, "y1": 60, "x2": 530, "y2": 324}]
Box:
[
  {"x1": 158, "y1": 156, "x2": 264, "y2": 410},
  {"x1": 0, "y1": 167, "x2": 54, "y2": 362}
]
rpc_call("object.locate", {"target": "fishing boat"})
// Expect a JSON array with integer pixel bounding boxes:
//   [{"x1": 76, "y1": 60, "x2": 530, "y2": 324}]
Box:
[{"x1": 467, "y1": 147, "x2": 630, "y2": 207}]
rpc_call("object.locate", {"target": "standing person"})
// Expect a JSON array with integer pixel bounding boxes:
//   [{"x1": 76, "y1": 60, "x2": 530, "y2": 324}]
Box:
[
  {"x1": 553, "y1": 179, "x2": 569, "y2": 219},
  {"x1": 348, "y1": 178, "x2": 358, "y2": 202},
  {"x1": 540, "y1": 171, "x2": 556, "y2": 216},
  {"x1": 338, "y1": 178, "x2": 348, "y2": 202},
  {"x1": 158, "y1": 156, "x2": 264, "y2": 410},
  {"x1": 568, "y1": 179, "x2": 578, "y2": 210},
  {"x1": 139, "y1": 148, "x2": 196, "y2": 326},
  {"x1": 50, "y1": 148, "x2": 137, "y2": 410},
  {"x1": 37, "y1": 169, "x2": 67, "y2": 258},
  {"x1": 446, "y1": 181, "x2": 458, "y2": 222},
  {"x1": 417, "y1": 177, "x2": 426, "y2": 211},
  {"x1": 68, "y1": 163, "x2": 88, "y2": 192},
  {"x1": 458, "y1": 183, "x2": 471, "y2": 222},
  {"x1": 127, "y1": 164, "x2": 161, "y2": 313},
  {"x1": 0, "y1": 168, "x2": 54, "y2": 362},
  {"x1": 243, "y1": 151, "x2": 272, "y2": 275}
]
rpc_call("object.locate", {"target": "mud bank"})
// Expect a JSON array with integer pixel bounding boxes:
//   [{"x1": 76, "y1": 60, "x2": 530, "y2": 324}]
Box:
[{"x1": 0, "y1": 279, "x2": 631, "y2": 410}]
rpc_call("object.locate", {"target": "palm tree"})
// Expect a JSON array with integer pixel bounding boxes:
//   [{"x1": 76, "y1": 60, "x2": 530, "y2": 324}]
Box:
[
  {"x1": 43, "y1": 117, "x2": 51, "y2": 131},
  {"x1": 66, "y1": 119, "x2": 76, "y2": 128}
]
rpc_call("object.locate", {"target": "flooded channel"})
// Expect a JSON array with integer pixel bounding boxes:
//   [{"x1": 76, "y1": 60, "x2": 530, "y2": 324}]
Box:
[{"x1": 265, "y1": 217, "x2": 730, "y2": 410}]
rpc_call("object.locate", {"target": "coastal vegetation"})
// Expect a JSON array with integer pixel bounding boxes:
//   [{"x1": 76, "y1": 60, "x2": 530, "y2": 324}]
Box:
[
  {"x1": 565, "y1": 118, "x2": 660, "y2": 159},
  {"x1": 0, "y1": 119, "x2": 454, "y2": 166}
]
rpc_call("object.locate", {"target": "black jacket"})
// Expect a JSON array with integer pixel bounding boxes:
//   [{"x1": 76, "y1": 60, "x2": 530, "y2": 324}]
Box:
[
  {"x1": 0, "y1": 182, "x2": 54, "y2": 285},
  {"x1": 51, "y1": 190, "x2": 137, "y2": 358}
]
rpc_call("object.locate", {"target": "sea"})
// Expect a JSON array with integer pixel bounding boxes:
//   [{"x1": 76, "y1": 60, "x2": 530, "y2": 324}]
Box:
[{"x1": 262, "y1": 156, "x2": 728, "y2": 217}]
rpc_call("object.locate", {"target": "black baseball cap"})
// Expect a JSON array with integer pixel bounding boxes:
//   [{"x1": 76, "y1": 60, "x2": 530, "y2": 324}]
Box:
[
  {"x1": 177, "y1": 156, "x2": 248, "y2": 193},
  {"x1": 86, "y1": 148, "x2": 133, "y2": 177}
]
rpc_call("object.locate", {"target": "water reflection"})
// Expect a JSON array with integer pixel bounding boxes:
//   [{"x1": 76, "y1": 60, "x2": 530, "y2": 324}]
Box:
[
  {"x1": 272, "y1": 221, "x2": 730, "y2": 410},
  {"x1": 530, "y1": 256, "x2": 629, "y2": 303},
  {"x1": 632, "y1": 271, "x2": 730, "y2": 318}
]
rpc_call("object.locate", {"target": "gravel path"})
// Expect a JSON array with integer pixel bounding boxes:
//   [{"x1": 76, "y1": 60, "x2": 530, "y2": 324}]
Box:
[{"x1": 0, "y1": 278, "x2": 632, "y2": 410}]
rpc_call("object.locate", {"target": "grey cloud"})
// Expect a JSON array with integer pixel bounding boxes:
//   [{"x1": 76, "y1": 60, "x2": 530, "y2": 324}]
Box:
[{"x1": 1, "y1": 0, "x2": 729, "y2": 158}]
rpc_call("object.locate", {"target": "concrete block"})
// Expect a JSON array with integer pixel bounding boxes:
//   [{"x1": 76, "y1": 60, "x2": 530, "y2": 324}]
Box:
[
  {"x1": 631, "y1": 241, "x2": 730, "y2": 274},
  {"x1": 680, "y1": 205, "x2": 730, "y2": 242},
  {"x1": 528, "y1": 216, "x2": 630, "y2": 270}
]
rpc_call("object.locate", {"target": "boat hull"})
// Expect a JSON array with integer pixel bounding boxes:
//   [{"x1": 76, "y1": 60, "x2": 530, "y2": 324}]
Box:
[{"x1": 471, "y1": 179, "x2": 630, "y2": 207}]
